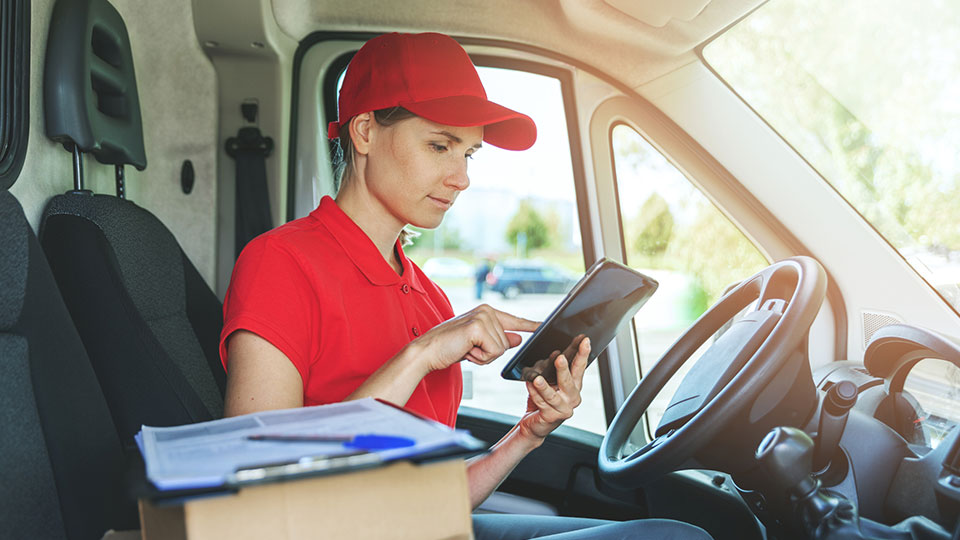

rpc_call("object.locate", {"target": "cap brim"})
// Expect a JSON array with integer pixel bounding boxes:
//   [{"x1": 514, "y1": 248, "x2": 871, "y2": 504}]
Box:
[{"x1": 401, "y1": 95, "x2": 537, "y2": 151}]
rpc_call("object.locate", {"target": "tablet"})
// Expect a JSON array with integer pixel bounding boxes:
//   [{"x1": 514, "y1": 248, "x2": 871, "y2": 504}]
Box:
[{"x1": 500, "y1": 258, "x2": 658, "y2": 384}]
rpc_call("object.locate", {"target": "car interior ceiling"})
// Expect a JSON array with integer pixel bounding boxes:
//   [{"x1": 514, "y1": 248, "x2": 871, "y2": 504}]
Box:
[{"x1": 4, "y1": 1, "x2": 960, "y2": 540}]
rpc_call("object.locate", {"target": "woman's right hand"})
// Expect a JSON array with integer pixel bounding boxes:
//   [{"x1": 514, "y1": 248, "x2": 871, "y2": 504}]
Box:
[{"x1": 408, "y1": 304, "x2": 540, "y2": 373}]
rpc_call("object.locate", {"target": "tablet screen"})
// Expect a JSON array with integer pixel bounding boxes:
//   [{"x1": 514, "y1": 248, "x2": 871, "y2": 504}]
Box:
[{"x1": 500, "y1": 259, "x2": 658, "y2": 384}]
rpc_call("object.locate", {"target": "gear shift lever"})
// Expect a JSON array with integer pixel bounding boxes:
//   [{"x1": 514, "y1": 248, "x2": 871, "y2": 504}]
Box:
[
  {"x1": 814, "y1": 381, "x2": 857, "y2": 472},
  {"x1": 756, "y1": 427, "x2": 855, "y2": 537},
  {"x1": 757, "y1": 427, "x2": 953, "y2": 539},
  {"x1": 757, "y1": 427, "x2": 819, "y2": 499}
]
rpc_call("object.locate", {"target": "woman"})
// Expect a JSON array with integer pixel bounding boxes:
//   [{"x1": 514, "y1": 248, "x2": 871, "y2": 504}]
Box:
[{"x1": 220, "y1": 32, "x2": 710, "y2": 540}]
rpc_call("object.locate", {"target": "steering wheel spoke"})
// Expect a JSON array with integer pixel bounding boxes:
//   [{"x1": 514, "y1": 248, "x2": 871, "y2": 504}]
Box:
[{"x1": 622, "y1": 429, "x2": 677, "y2": 463}]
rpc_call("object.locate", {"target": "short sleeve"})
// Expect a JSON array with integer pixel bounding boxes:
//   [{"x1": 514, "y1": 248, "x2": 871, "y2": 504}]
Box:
[{"x1": 219, "y1": 236, "x2": 319, "y2": 380}]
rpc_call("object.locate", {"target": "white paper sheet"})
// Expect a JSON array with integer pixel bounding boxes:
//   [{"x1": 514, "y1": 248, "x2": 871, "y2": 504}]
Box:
[{"x1": 139, "y1": 398, "x2": 482, "y2": 490}]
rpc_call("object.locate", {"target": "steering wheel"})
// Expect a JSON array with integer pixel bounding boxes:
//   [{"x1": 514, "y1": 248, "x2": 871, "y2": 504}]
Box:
[{"x1": 599, "y1": 256, "x2": 827, "y2": 486}]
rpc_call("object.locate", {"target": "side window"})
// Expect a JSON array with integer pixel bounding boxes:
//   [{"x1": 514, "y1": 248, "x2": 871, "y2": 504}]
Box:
[
  {"x1": 903, "y1": 358, "x2": 960, "y2": 449},
  {"x1": 0, "y1": 0, "x2": 30, "y2": 187},
  {"x1": 611, "y1": 125, "x2": 768, "y2": 431},
  {"x1": 405, "y1": 67, "x2": 605, "y2": 434}
]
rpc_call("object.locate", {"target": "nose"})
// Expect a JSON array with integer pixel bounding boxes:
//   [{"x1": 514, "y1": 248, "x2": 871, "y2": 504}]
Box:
[{"x1": 445, "y1": 158, "x2": 470, "y2": 192}]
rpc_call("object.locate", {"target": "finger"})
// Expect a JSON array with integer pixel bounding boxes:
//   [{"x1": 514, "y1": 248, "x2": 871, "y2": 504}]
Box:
[
  {"x1": 526, "y1": 381, "x2": 550, "y2": 410},
  {"x1": 473, "y1": 305, "x2": 510, "y2": 352},
  {"x1": 532, "y1": 375, "x2": 563, "y2": 407},
  {"x1": 505, "y1": 332, "x2": 524, "y2": 348},
  {"x1": 555, "y1": 354, "x2": 576, "y2": 393},
  {"x1": 571, "y1": 338, "x2": 590, "y2": 389},
  {"x1": 534, "y1": 377, "x2": 573, "y2": 422},
  {"x1": 464, "y1": 345, "x2": 495, "y2": 365},
  {"x1": 485, "y1": 310, "x2": 512, "y2": 352},
  {"x1": 464, "y1": 317, "x2": 508, "y2": 361},
  {"x1": 493, "y1": 309, "x2": 541, "y2": 333}
]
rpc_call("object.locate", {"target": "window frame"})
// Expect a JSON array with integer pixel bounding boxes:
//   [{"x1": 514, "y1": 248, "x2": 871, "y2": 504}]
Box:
[
  {"x1": 593, "y1": 92, "x2": 847, "y2": 416},
  {"x1": 608, "y1": 118, "x2": 776, "y2": 437}
]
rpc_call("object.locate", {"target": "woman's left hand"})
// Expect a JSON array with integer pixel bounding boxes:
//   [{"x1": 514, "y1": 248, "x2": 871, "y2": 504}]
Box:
[{"x1": 518, "y1": 336, "x2": 591, "y2": 442}]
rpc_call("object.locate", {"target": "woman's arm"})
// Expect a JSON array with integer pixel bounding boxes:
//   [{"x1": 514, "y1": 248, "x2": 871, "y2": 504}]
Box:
[
  {"x1": 225, "y1": 315, "x2": 589, "y2": 510},
  {"x1": 464, "y1": 338, "x2": 591, "y2": 508},
  {"x1": 223, "y1": 330, "x2": 304, "y2": 416},
  {"x1": 224, "y1": 304, "x2": 539, "y2": 416}
]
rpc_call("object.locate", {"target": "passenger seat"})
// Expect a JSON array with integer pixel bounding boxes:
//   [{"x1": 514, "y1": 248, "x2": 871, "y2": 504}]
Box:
[
  {"x1": 39, "y1": 0, "x2": 225, "y2": 450},
  {"x1": 0, "y1": 189, "x2": 138, "y2": 538}
]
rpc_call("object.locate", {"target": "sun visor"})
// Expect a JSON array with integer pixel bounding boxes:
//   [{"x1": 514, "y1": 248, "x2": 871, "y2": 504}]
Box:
[{"x1": 44, "y1": 0, "x2": 147, "y2": 170}]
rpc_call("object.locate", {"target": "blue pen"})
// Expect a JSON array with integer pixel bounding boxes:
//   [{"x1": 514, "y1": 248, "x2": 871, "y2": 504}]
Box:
[{"x1": 247, "y1": 433, "x2": 416, "y2": 450}]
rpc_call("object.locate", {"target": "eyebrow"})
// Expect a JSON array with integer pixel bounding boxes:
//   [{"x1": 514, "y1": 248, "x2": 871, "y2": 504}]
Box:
[{"x1": 432, "y1": 130, "x2": 483, "y2": 150}]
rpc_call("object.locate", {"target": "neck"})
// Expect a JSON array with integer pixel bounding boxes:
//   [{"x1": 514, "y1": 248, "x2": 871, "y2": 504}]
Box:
[{"x1": 335, "y1": 177, "x2": 404, "y2": 273}]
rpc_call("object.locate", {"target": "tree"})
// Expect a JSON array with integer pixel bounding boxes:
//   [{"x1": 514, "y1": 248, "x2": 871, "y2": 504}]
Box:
[
  {"x1": 667, "y1": 201, "x2": 768, "y2": 305},
  {"x1": 707, "y1": 0, "x2": 960, "y2": 254},
  {"x1": 631, "y1": 193, "x2": 674, "y2": 257},
  {"x1": 505, "y1": 200, "x2": 551, "y2": 253}
]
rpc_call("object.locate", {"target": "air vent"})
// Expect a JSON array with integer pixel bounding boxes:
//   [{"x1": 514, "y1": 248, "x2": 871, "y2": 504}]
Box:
[{"x1": 862, "y1": 310, "x2": 903, "y2": 348}]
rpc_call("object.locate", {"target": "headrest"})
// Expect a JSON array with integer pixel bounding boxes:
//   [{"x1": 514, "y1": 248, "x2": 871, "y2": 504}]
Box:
[{"x1": 43, "y1": 0, "x2": 146, "y2": 170}]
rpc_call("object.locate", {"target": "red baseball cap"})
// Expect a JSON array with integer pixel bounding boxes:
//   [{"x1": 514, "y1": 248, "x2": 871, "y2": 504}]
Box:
[{"x1": 328, "y1": 32, "x2": 537, "y2": 151}]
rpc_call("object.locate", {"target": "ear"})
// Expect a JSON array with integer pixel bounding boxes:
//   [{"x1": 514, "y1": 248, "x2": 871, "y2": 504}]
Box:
[{"x1": 349, "y1": 112, "x2": 375, "y2": 156}]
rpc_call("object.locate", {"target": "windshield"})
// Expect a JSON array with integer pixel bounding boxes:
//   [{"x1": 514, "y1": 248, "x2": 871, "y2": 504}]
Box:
[{"x1": 704, "y1": 0, "x2": 960, "y2": 314}]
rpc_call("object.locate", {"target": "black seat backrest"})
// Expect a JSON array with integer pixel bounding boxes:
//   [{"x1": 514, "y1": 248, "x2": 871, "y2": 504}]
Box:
[
  {"x1": 39, "y1": 0, "x2": 225, "y2": 449},
  {"x1": 41, "y1": 194, "x2": 225, "y2": 446},
  {"x1": 0, "y1": 190, "x2": 137, "y2": 539}
]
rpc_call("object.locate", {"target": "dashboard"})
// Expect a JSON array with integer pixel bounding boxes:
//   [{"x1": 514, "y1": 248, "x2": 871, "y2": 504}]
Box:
[{"x1": 811, "y1": 324, "x2": 960, "y2": 526}]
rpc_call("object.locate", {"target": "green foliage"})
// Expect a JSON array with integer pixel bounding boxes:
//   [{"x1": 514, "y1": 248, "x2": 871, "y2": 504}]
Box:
[
  {"x1": 665, "y1": 202, "x2": 768, "y2": 303},
  {"x1": 706, "y1": 0, "x2": 960, "y2": 256},
  {"x1": 505, "y1": 200, "x2": 552, "y2": 251},
  {"x1": 632, "y1": 193, "x2": 674, "y2": 256},
  {"x1": 615, "y1": 125, "x2": 768, "y2": 311}
]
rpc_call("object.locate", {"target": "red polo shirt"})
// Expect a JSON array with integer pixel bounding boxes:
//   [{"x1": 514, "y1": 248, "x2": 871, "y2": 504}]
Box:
[{"x1": 220, "y1": 196, "x2": 462, "y2": 427}]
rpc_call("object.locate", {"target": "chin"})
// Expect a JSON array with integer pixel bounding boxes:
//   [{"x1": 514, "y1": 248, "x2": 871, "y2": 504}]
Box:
[{"x1": 410, "y1": 216, "x2": 444, "y2": 230}]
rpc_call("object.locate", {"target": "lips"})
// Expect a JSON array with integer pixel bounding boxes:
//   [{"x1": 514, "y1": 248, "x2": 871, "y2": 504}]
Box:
[{"x1": 428, "y1": 196, "x2": 453, "y2": 208}]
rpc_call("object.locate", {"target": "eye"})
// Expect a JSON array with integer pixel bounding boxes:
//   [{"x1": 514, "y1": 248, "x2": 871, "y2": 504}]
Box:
[{"x1": 429, "y1": 143, "x2": 448, "y2": 153}]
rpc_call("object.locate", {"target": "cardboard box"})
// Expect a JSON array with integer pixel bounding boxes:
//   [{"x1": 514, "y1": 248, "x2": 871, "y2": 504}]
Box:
[{"x1": 139, "y1": 459, "x2": 472, "y2": 540}]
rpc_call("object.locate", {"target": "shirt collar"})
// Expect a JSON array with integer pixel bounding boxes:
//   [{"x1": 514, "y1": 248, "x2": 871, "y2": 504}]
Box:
[{"x1": 312, "y1": 196, "x2": 426, "y2": 293}]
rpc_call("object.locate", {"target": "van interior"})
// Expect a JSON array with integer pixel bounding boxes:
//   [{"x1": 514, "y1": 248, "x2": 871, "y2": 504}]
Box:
[{"x1": 3, "y1": 0, "x2": 960, "y2": 539}]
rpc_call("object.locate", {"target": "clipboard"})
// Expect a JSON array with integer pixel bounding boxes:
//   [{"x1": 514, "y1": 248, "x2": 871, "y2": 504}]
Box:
[{"x1": 136, "y1": 398, "x2": 486, "y2": 502}]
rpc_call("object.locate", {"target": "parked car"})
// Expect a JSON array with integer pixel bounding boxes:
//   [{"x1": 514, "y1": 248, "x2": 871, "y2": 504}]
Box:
[
  {"x1": 421, "y1": 257, "x2": 474, "y2": 280},
  {"x1": 486, "y1": 260, "x2": 578, "y2": 298}
]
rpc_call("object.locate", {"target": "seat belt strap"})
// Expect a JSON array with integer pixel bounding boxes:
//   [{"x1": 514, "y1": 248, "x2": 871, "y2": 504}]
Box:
[{"x1": 226, "y1": 126, "x2": 274, "y2": 258}]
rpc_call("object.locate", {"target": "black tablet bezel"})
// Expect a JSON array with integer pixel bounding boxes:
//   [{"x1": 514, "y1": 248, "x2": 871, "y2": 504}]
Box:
[{"x1": 499, "y1": 258, "x2": 659, "y2": 382}]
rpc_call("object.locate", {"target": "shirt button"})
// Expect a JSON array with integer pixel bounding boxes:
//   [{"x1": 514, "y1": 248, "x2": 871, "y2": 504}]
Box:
[
  {"x1": 401, "y1": 283, "x2": 410, "y2": 294},
  {"x1": 412, "y1": 326, "x2": 420, "y2": 336}
]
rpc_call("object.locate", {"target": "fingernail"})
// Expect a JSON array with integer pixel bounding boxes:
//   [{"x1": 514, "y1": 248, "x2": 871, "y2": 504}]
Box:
[
  {"x1": 583, "y1": 337, "x2": 591, "y2": 347},
  {"x1": 557, "y1": 355, "x2": 567, "y2": 367},
  {"x1": 535, "y1": 376, "x2": 546, "y2": 387}
]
